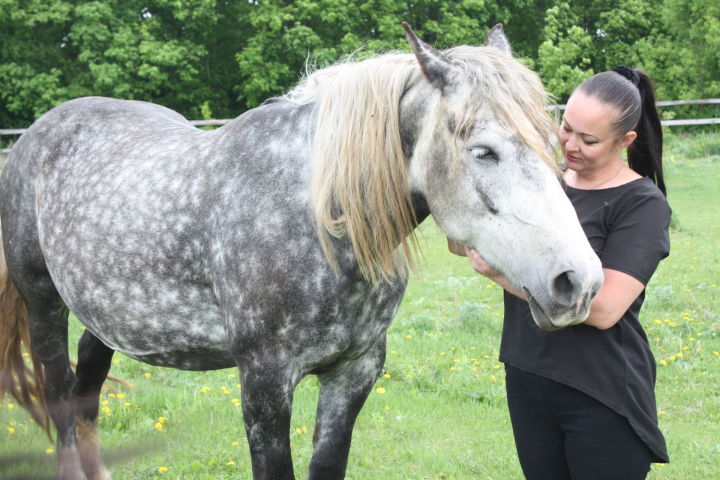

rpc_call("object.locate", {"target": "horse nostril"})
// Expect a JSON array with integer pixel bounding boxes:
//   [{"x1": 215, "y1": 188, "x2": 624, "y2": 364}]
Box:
[{"x1": 551, "y1": 270, "x2": 581, "y2": 307}]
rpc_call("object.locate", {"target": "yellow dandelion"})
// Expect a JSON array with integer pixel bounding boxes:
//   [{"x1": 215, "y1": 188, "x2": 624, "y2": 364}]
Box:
[
  {"x1": 124, "y1": 402, "x2": 132, "y2": 407},
  {"x1": 116, "y1": 393, "x2": 125, "y2": 399},
  {"x1": 200, "y1": 386, "x2": 211, "y2": 393},
  {"x1": 384, "y1": 406, "x2": 390, "y2": 411},
  {"x1": 154, "y1": 422, "x2": 164, "y2": 431},
  {"x1": 101, "y1": 400, "x2": 110, "y2": 405},
  {"x1": 452, "y1": 359, "x2": 461, "y2": 363},
  {"x1": 483, "y1": 355, "x2": 491, "y2": 359},
  {"x1": 7, "y1": 404, "x2": 14, "y2": 409},
  {"x1": 228, "y1": 373, "x2": 236, "y2": 378},
  {"x1": 158, "y1": 417, "x2": 166, "y2": 424},
  {"x1": 227, "y1": 461, "x2": 236, "y2": 466},
  {"x1": 405, "y1": 374, "x2": 413, "y2": 378},
  {"x1": 7, "y1": 427, "x2": 15, "y2": 434},
  {"x1": 383, "y1": 374, "x2": 391, "y2": 379},
  {"x1": 449, "y1": 367, "x2": 457, "y2": 371},
  {"x1": 390, "y1": 350, "x2": 398, "y2": 354},
  {"x1": 112, "y1": 359, "x2": 120, "y2": 364},
  {"x1": 108, "y1": 393, "x2": 116, "y2": 398},
  {"x1": 22, "y1": 352, "x2": 29, "y2": 357},
  {"x1": 101, "y1": 407, "x2": 110, "y2": 414},
  {"x1": 659, "y1": 360, "x2": 668, "y2": 366},
  {"x1": 404, "y1": 335, "x2": 412, "y2": 339},
  {"x1": 46, "y1": 448, "x2": 55, "y2": 454},
  {"x1": 236, "y1": 384, "x2": 242, "y2": 389},
  {"x1": 158, "y1": 466, "x2": 168, "y2": 473},
  {"x1": 376, "y1": 387, "x2": 386, "y2": 394},
  {"x1": 144, "y1": 372, "x2": 151, "y2": 378},
  {"x1": 231, "y1": 441, "x2": 239, "y2": 447},
  {"x1": 490, "y1": 375, "x2": 497, "y2": 383}
]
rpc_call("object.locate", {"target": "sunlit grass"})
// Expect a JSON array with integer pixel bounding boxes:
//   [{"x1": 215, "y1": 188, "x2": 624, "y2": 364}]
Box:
[{"x1": 1, "y1": 132, "x2": 718, "y2": 479}]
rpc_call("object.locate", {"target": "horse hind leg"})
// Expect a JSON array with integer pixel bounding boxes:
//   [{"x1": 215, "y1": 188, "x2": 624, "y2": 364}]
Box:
[
  {"x1": 29, "y1": 296, "x2": 89, "y2": 479},
  {"x1": 308, "y1": 339, "x2": 386, "y2": 480},
  {"x1": 0, "y1": 246, "x2": 86, "y2": 478},
  {"x1": 75, "y1": 330, "x2": 114, "y2": 480}
]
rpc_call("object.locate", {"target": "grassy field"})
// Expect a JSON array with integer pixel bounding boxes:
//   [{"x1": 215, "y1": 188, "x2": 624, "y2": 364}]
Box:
[{"x1": 1, "y1": 132, "x2": 718, "y2": 479}]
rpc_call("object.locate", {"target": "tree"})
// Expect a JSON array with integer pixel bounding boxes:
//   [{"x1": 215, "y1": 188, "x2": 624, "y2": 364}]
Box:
[{"x1": 537, "y1": 3, "x2": 594, "y2": 101}]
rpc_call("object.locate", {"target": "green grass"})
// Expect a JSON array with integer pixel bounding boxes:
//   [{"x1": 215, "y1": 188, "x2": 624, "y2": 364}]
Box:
[{"x1": 1, "y1": 132, "x2": 719, "y2": 479}]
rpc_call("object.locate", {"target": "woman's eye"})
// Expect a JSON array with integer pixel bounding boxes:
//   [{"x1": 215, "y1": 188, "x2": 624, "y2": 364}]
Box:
[{"x1": 470, "y1": 147, "x2": 498, "y2": 162}]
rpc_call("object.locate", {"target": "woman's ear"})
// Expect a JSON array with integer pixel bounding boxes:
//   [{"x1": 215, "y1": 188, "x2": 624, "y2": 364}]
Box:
[{"x1": 620, "y1": 130, "x2": 638, "y2": 149}]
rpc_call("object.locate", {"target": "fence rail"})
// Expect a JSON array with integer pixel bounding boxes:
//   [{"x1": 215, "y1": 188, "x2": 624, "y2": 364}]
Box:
[{"x1": 2, "y1": 98, "x2": 719, "y2": 158}]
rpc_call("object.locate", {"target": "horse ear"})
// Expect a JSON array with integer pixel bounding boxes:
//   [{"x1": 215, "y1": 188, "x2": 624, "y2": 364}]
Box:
[
  {"x1": 402, "y1": 22, "x2": 451, "y2": 90},
  {"x1": 483, "y1": 24, "x2": 512, "y2": 55}
]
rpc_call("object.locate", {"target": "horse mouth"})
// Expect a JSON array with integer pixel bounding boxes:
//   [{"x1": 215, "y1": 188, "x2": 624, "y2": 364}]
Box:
[{"x1": 523, "y1": 288, "x2": 561, "y2": 332}]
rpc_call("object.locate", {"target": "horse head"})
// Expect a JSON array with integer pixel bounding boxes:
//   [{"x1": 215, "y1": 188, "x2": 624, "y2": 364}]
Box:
[{"x1": 401, "y1": 24, "x2": 603, "y2": 330}]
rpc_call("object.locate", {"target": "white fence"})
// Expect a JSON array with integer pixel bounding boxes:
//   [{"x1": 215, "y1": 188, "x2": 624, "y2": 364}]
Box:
[{"x1": 2, "y1": 98, "x2": 719, "y2": 165}]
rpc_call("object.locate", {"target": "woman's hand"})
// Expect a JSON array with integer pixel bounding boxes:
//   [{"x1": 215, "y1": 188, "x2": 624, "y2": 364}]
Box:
[
  {"x1": 466, "y1": 247, "x2": 501, "y2": 277},
  {"x1": 447, "y1": 238, "x2": 467, "y2": 256},
  {"x1": 447, "y1": 237, "x2": 500, "y2": 277},
  {"x1": 447, "y1": 237, "x2": 526, "y2": 299}
]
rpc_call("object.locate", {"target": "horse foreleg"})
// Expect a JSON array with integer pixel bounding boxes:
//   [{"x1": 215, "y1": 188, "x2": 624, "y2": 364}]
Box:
[
  {"x1": 308, "y1": 339, "x2": 386, "y2": 480},
  {"x1": 75, "y1": 330, "x2": 114, "y2": 480},
  {"x1": 239, "y1": 357, "x2": 298, "y2": 480}
]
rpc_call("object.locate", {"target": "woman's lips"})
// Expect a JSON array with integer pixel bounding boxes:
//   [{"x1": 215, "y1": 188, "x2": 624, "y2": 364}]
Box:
[{"x1": 565, "y1": 152, "x2": 580, "y2": 163}]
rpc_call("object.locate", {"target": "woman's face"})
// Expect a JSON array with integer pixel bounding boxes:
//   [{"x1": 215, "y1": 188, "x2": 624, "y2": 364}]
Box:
[{"x1": 558, "y1": 91, "x2": 635, "y2": 174}]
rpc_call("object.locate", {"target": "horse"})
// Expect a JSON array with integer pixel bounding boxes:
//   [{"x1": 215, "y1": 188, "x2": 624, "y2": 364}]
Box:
[{"x1": 0, "y1": 24, "x2": 603, "y2": 480}]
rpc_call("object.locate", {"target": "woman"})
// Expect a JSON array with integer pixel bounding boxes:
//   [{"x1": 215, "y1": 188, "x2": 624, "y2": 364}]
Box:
[{"x1": 450, "y1": 67, "x2": 671, "y2": 479}]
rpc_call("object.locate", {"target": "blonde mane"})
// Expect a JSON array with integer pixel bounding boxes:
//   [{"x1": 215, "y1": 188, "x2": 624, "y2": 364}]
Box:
[{"x1": 284, "y1": 47, "x2": 556, "y2": 285}]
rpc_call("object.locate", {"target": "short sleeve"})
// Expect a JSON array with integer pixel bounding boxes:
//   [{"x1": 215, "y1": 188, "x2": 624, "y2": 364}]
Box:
[{"x1": 601, "y1": 192, "x2": 671, "y2": 285}]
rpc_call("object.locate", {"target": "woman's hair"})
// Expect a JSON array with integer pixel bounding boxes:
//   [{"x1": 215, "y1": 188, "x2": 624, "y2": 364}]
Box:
[{"x1": 576, "y1": 67, "x2": 666, "y2": 196}]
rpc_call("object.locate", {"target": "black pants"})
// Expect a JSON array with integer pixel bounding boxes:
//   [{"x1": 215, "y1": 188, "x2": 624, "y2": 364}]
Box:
[{"x1": 505, "y1": 365, "x2": 654, "y2": 480}]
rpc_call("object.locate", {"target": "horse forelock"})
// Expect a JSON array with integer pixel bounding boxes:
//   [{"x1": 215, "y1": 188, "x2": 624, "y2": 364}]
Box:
[{"x1": 443, "y1": 46, "x2": 560, "y2": 173}]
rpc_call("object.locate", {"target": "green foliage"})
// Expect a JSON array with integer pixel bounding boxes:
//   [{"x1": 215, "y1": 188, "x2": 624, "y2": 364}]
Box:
[
  {"x1": 0, "y1": 1, "x2": 718, "y2": 127},
  {"x1": 538, "y1": 3, "x2": 594, "y2": 100}
]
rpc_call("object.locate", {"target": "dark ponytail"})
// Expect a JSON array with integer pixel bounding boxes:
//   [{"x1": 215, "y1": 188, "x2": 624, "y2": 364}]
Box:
[
  {"x1": 626, "y1": 70, "x2": 666, "y2": 196},
  {"x1": 576, "y1": 67, "x2": 666, "y2": 196}
]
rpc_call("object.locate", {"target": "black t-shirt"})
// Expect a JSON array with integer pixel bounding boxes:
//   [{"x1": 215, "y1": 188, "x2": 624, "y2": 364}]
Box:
[{"x1": 499, "y1": 177, "x2": 671, "y2": 463}]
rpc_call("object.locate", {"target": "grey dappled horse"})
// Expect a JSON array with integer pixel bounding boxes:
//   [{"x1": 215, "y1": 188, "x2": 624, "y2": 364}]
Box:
[{"x1": 0, "y1": 25, "x2": 602, "y2": 480}]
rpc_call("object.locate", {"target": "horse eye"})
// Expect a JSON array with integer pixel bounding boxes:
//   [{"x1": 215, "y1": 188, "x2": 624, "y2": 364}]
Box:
[{"x1": 469, "y1": 146, "x2": 498, "y2": 162}]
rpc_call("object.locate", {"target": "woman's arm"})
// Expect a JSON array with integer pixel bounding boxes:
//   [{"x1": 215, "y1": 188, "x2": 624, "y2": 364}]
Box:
[
  {"x1": 448, "y1": 237, "x2": 644, "y2": 330},
  {"x1": 583, "y1": 268, "x2": 644, "y2": 330}
]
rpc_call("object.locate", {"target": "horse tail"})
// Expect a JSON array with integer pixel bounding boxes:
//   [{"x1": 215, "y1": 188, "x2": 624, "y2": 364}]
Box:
[{"x1": 0, "y1": 222, "x2": 51, "y2": 437}]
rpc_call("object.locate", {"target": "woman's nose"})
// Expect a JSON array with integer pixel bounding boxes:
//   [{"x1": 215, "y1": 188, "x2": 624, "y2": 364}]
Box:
[{"x1": 564, "y1": 136, "x2": 579, "y2": 152}]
